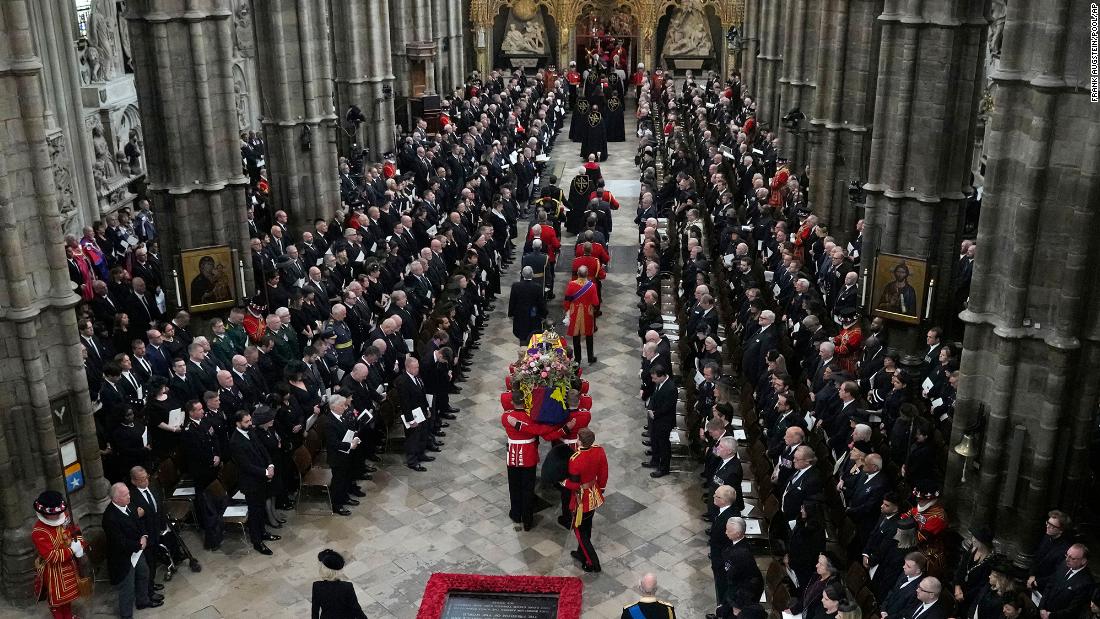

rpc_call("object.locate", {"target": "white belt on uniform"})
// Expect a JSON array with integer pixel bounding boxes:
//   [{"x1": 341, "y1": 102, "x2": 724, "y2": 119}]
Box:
[{"x1": 507, "y1": 438, "x2": 536, "y2": 444}]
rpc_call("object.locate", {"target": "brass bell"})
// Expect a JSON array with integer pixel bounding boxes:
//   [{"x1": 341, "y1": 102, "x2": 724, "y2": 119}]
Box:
[{"x1": 954, "y1": 434, "x2": 976, "y2": 458}]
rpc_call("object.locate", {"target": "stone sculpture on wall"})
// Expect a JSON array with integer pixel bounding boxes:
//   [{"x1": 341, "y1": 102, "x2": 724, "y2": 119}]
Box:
[
  {"x1": 500, "y1": 7, "x2": 548, "y2": 56},
  {"x1": 88, "y1": 0, "x2": 123, "y2": 81},
  {"x1": 662, "y1": 7, "x2": 713, "y2": 58},
  {"x1": 48, "y1": 133, "x2": 81, "y2": 234},
  {"x1": 91, "y1": 119, "x2": 118, "y2": 192}
]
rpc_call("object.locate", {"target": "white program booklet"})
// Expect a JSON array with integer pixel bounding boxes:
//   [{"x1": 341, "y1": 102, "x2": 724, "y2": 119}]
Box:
[{"x1": 402, "y1": 407, "x2": 426, "y2": 428}]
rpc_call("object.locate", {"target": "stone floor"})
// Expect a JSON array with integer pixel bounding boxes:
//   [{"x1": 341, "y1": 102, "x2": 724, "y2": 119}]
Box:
[{"x1": 72, "y1": 116, "x2": 719, "y2": 618}]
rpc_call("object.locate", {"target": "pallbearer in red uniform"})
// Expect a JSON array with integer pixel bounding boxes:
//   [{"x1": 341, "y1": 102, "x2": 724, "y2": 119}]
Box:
[
  {"x1": 501, "y1": 403, "x2": 563, "y2": 531},
  {"x1": 549, "y1": 390, "x2": 592, "y2": 527},
  {"x1": 564, "y1": 266, "x2": 600, "y2": 365},
  {"x1": 565, "y1": 61, "x2": 582, "y2": 108},
  {"x1": 32, "y1": 490, "x2": 87, "y2": 619},
  {"x1": 563, "y1": 428, "x2": 608, "y2": 573}
]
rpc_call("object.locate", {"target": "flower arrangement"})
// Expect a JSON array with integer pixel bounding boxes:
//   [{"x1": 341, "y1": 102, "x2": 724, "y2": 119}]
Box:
[{"x1": 509, "y1": 328, "x2": 578, "y2": 424}]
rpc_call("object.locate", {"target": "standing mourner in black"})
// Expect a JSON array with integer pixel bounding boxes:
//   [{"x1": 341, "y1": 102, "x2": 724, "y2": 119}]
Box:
[
  {"x1": 508, "y1": 266, "x2": 547, "y2": 343},
  {"x1": 396, "y1": 356, "x2": 432, "y2": 470},
  {"x1": 643, "y1": 365, "x2": 677, "y2": 478},
  {"x1": 228, "y1": 410, "x2": 279, "y2": 555},
  {"x1": 322, "y1": 395, "x2": 363, "y2": 516}
]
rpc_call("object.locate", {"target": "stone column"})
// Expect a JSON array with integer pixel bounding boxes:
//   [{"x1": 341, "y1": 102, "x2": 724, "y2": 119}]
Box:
[
  {"x1": 251, "y1": 0, "x2": 340, "y2": 228},
  {"x1": 754, "y1": 0, "x2": 785, "y2": 125},
  {"x1": 805, "y1": 0, "x2": 882, "y2": 236},
  {"x1": 448, "y1": 0, "x2": 466, "y2": 89},
  {"x1": 741, "y1": 0, "x2": 760, "y2": 89},
  {"x1": 860, "y1": 0, "x2": 986, "y2": 349},
  {"x1": 331, "y1": 0, "x2": 397, "y2": 160},
  {"x1": 0, "y1": 0, "x2": 110, "y2": 598},
  {"x1": 432, "y1": 0, "x2": 448, "y2": 92},
  {"x1": 411, "y1": 0, "x2": 438, "y2": 94},
  {"x1": 946, "y1": 0, "x2": 1100, "y2": 559},
  {"x1": 127, "y1": 0, "x2": 252, "y2": 290},
  {"x1": 777, "y1": 0, "x2": 821, "y2": 165}
]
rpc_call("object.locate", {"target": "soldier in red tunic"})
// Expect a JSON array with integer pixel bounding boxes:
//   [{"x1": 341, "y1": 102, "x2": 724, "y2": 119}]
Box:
[
  {"x1": 550, "y1": 391, "x2": 593, "y2": 527},
  {"x1": 502, "y1": 406, "x2": 563, "y2": 531},
  {"x1": 905, "y1": 480, "x2": 949, "y2": 578},
  {"x1": 563, "y1": 428, "x2": 608, "y2": 572},
  {"x1": 832, "y1": 308, "x2": 863, "y2": 375},
  {"x1": 32, "y1": 490, "x2": 86, "y2": 619}
]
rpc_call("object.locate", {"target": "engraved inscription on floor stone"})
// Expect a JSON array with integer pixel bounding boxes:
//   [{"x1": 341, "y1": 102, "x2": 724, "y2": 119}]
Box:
[{"x1": 442, "y1": 592, "x2": 559, "y2": 619}]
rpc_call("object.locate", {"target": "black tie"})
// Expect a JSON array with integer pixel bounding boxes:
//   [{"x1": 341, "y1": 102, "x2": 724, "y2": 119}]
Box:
[{"x1": 143, "y1": 488, "x2": 156, "y2": 512}]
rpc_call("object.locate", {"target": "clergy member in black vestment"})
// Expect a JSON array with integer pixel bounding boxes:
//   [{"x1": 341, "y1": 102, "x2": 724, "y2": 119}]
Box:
[
  {"x1": 581, "y1": 105, "x2": 608, "y2": 162},
  {"x1": 569, "y1": 96, "x2": 589, "y2": 142},
  {"x1": 605, "y1": 90, "x2": 626, "y2": 142},
  {"x1": 567, "y1": 172, "x2": 593, "y2": 235}
]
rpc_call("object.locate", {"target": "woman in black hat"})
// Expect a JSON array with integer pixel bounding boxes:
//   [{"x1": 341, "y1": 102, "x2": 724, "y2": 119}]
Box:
[
  {"x1": 970, "y1": 556, "x2": 1021, "y2": 619},
  {"x1": 311, "y1": 549, "x2": 366, "y2": 619},
  {"x1": 954, "y1": 528, "x2": 997, "y2": 617},
  {"x1": 786, "y1": 551, "x2": 841, "y2": 619}
]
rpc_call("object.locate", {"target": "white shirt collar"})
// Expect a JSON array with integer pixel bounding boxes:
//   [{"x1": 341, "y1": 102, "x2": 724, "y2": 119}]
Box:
[
  {"x1": 113, "y1": 502, "x2": 129, "y2": 514},
  {"x1": 236, "y1": 428, "x2": 250, "y2": 440}
]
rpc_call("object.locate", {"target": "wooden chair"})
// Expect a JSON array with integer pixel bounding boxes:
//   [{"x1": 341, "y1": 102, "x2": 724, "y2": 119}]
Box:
[
  {"x1": 845, "y1": 562, "x2": 869, "y2": 596},
  {"x1": 207, "y1": 480, "x2": 248, "y2": 548},
  {"x1": 156, "y1": 458, "x2": 195, "y2": 528},
  {"x1": 293, "y1": 445, "x2": 334, "y2": 514},
  {"x1": 855, "y1": 586, "x2": 878, "y2": 617}
]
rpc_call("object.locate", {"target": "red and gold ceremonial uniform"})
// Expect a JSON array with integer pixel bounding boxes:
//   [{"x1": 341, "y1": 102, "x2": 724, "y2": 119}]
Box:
[
  {"x1": 32, "y1": 519, "x2": 85, "y2": 618},
  {"x1": 572, "y1": 254, "x2": 604, "y2": 281},
  {"x1": 769, "y1": 165, "x2": 791, "y2": 208},
  {"x1": 563, "y1": 443, "x2": 608, "y2": 571},
  {"x1": 906, "y1": 501, "x2": 949, "y2": 577},
  {"x1": 833, "y1": 324, "x2": 863, "y2": 375},
  {"x1": 243, "y1": 308, "x2": 267, "y2": 343},
  {"x1": 565, "y1": 69, "x2": 582, "y2": 87},
  {"x1": 564, "y1": 277, "x2": 599, "y2": 337},
  {"x1": 573, "y1": 242, "x2": 610, "y2": 266}
]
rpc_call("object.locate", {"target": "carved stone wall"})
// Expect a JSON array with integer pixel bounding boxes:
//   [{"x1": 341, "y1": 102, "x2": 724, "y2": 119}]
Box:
[{"x1": 0, "y1": 0, "x2": 110, "y2": 600}]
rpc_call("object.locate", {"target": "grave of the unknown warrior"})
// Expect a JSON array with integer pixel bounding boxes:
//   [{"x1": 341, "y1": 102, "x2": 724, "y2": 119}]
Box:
[{"x1": 441, "y1": 592, "x2": 559, "y2": 618}]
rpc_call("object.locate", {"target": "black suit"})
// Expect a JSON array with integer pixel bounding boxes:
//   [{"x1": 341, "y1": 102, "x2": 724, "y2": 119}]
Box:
[
  {"x1": 741, "y1": 326, "x2": 777, "y2": 389},
  {"x1": 845, "y1": 471, "x2": 889, "y2": 540},
  {"x1": 395, "y1": 372, "x2": 430, "y2": 466},
  {"x1": 180, "y1": 419, "x2": 224, "y2": 548},
  {"x1": 125, "y1": 290, "x2": 161, "y2": 335},
  {"x1": 321, "y1": 412, "x2": 357, "y2": 509},
  {"x1": 311, "y1": 580, "x2": 367, "y2": 619},
  {"x1": 708, "y1": 457, "x2": 745, "y2": 512},
  {"x1": 710, "y1": 505, "x2": 738, "y2": 604},
  {"x1": 507, "y1": 279, "x2": 547, "y2": 342},
  {"x1": 881, "y1": 575, "x2": 921, "y2": 618},
  {"x1": 102, "y1": 502, "x2": 151, "y2": 613},
  {"x1": 129, "y1": 484, "x2": 165, "y2": 594},
  {"x1": 229, "y1": 428, "x2": 272, "y2": 545},
  {"x1": 646, "y1": 377, "x2": 677, "y2": 472},
  {"x1": 721, "y1": 538, "x2": 764, "y2": 611},
  {"x1": 1040, "y1": 569, "x2": 1095, "y2": 619},
  {"x1": 900, "y1": 601, "x2": 946, "y2": 619},
  {"x1": 781, "y1": 466, "x2": 823, "y2": 524}
]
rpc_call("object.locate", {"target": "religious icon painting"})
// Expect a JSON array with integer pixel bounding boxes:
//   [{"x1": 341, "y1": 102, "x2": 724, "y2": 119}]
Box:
[
  {"x1": 180, "y1": 244, "x2": 238, "y2": 313},
  {"x1": 870, "y1": 252, "x2": 930, "y2": 325}
]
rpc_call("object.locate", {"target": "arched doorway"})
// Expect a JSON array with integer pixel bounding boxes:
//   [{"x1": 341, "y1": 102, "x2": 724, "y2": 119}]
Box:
[{"x1": 574, "y1": 4, "x2": 638, "y2": 73}]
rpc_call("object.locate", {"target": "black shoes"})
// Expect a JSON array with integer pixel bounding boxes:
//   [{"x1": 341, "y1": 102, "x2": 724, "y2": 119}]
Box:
[
  {"x1": 641, "y1": 462, "x2": 657, "y2": 468},
  {"x1": 441, "y1": 412, "x2": 458, "y2": 419},
  {"x1": 350, "y1": 487, "x2": 367, "y2": 498},
  {"x1": 582, "y1": 563, "x2": 601, "y2": 573},
  {"x1": 642, "y1": 440, "x2": 652, "y2": 447},
  {"x1": 152, "y1": 584, "x2": 165, "y2": 591},
  {"x1": 253, "y1": 543, "x2": 273, "y2": 555},
  {"x1": 650, "y1": 470, "x2": 669, "y2": 478},
  {"x1": 333, "y1": 508, "x2": 352, "y2": 516},
  {"x1": 262, "y1": 534, "x2": 281, "y2": 542},
  {"x1": 420, "y1": 455, "x2": 437, "y2": 462},
  {"x1": 345, "y1": 498, "x2": 361, "y2": 506},
  {"x1": 137, "y1": 600, "x2": 165, "y2": 609},
  {"x1": 434, "y1": 431, "x2": 447, "y2": 437},
  {"x1": 408, "y1": 464, "x2": 427, "y2": 472},
  {"x1": 426, "y1": 446, "x2": 442, "y2": 453}
]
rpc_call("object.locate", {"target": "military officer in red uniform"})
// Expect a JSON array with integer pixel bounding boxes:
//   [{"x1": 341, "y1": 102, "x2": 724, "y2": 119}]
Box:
[
  {"x1": 32, "y1": 490, "x2": 86, "y2": 619},
  {"x1": 563, "y1": 428, "x2": 609, "y2": 572},
  {"x1": 832, "y1": 308, "x2": 863, "y2": 375},
  {"x1": 565, "y1": 61, "x2": 582, "y2": 108},
  {"x1": 502, "y1": 406, "x2": 563, "y2": 531},
  {"x1": 565, "y1": 267, "x2": 601, "y2": 364},
  {"x1": 551, "y1": 390, "x2": 593, "y2": 527}
]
